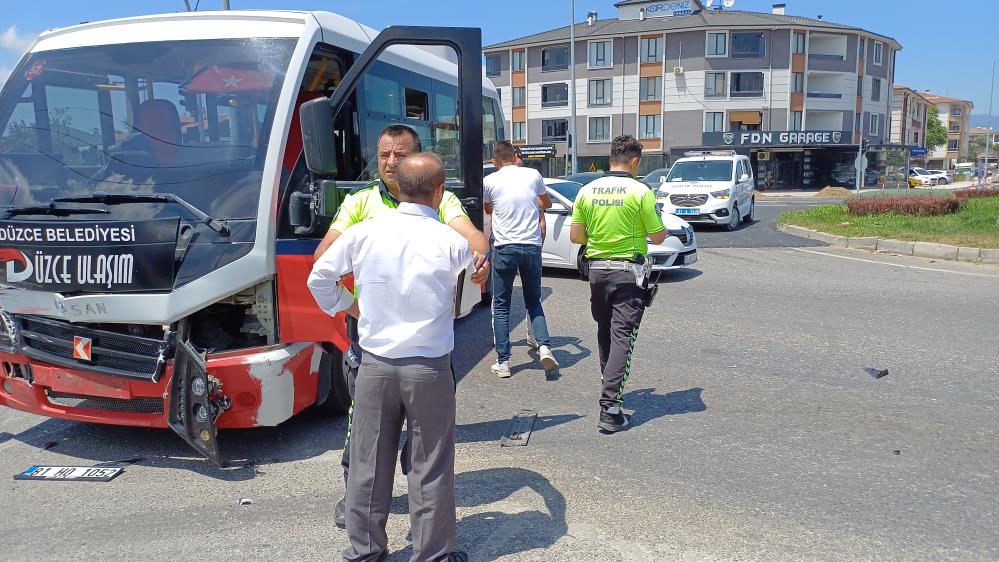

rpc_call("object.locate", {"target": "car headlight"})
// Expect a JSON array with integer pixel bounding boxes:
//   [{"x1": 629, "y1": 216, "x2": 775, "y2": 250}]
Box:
[
  {"x1": 655, "y1": 190, "x2": 669, "y2": 199},
  {"x1": 710, "y1": 189, "x2": 730, "y2": 200}
]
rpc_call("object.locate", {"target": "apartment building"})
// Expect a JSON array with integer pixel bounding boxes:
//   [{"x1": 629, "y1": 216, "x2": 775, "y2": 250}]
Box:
[
  {"x1": 922, "y1": 93, "x2": 973, "y2": 169},
  {"x1": 484, "y1": 0, "x2": 901, "y2": 188},
  {"x1": 890, "y1": 86, "x2": 931, "y2": 163}
]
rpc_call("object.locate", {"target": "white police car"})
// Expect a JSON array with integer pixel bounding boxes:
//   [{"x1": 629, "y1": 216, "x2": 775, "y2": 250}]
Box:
[{"x1": 653, "y1": 150, "x2": 756, "y2": 231}]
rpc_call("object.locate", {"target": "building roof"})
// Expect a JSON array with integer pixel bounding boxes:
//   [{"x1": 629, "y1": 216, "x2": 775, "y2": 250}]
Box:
[
  {"x1": 969, "y1": 127, "x2": 994, "y2": 135},
  {"x1": 920, "y1": 93, "x2": 974, "y2": 107},
  {"x1": 485, "y1": 9, "x2": 900, "y2": 50}
]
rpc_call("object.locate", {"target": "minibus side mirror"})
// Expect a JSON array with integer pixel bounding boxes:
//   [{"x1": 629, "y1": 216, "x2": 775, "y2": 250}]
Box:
[
  {"x1": 300, "y1": 98, "x2": 338, "y2": 176},
  {"x1": 289, "y1": 180, "x2": 343, "y2": 234}
]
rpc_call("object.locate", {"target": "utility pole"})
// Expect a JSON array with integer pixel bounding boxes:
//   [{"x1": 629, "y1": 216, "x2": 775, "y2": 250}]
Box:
[
  {"x1": 983, "y1": 61, "x2": 995, "y2": 187},
  {"x1": 222, "y1": 0, "x2": 230, "y2": 9},
  {"x1": 568, "y1": 0, "x2": 577, "y2": 176}
]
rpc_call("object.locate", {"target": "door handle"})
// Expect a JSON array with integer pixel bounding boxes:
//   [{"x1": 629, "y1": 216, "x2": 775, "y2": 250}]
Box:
[{"x1": 459, "y1": 197, "x2": 480, "y2": 208}]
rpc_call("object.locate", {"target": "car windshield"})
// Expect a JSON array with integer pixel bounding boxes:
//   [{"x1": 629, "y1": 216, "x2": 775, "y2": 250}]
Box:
[
  {"x1": 546, "y1": 181, "x2": 582, "y2": 202},
  {"x1": 0, "y1": 38, "x2": 296, "y2": 220},
  {"x1": 666, "y1": 160, "x2": 734, "y2": 182},
  {"x1": 912, "y1": 168, "x2": 929, "y2": 175},
  {"x1": 643, "y1": 168, "x2": 670, "y2": 185},
  {"x1": 565, "y1": 172, "x2": 602, "y2": 185}
]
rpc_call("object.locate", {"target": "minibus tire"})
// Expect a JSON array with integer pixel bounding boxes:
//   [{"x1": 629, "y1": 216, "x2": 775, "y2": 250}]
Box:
[{"x1": 315, "y1": 346, "x2": 351, "y2": 415}]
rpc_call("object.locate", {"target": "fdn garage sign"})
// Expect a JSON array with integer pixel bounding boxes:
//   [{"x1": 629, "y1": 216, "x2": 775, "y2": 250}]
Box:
[{"x1": 702, "y1": 130, "x2": 854, "y2": 147}]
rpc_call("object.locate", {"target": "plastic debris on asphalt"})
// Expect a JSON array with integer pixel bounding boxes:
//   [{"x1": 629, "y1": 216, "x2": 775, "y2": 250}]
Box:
[
  {"x1": 500, "y1": 410, "x2": 538, "y2": 447},
  {"x1": 238, "y1": 497, "x2": 254, "y2": 506},
  {"x1": 865, "y1": 367, "x2": 889, "y2": 379}
]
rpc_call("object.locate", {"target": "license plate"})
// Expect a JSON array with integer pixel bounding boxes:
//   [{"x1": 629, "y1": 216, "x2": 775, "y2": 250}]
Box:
[
  {"x1": 14, "y1": 465, "x2": 124, "y2": 482},
  {"x1": 682, "y1": 252, "x2": 697, "y2": 265},
  {"x1": 675, "y1": 208, "x2": 698, "y2": 215}
]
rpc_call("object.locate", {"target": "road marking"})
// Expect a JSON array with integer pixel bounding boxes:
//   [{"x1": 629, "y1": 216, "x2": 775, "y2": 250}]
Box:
[{"x1": 792, "y1": 248, "x2": 999, "y2": 278}]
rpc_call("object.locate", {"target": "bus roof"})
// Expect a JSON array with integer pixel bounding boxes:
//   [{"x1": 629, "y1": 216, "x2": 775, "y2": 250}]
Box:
[{"x1": 29, "y1": 10, "x2": 497, "y2": 94}]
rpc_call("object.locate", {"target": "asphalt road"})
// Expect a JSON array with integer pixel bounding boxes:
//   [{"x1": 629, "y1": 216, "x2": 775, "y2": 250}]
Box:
[{"x1": 2, "y1": 199, "x2": 998, "y2": 561}]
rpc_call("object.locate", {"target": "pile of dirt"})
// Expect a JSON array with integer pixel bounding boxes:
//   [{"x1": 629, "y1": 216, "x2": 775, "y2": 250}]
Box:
[{"x1": 815, "y1": 186, "x2": 854, "y2": 198}]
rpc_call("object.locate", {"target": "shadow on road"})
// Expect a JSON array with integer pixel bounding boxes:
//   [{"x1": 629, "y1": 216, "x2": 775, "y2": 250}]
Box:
[
  {"x1": 623, "y1": 387, "x2": 707, "y2": 428},
  {"x1": 387, "y1": 467, "x2": 568, "y2": 561},
  {"x1": 456, "y1": 413, "x2": 582, "y2": 444}
]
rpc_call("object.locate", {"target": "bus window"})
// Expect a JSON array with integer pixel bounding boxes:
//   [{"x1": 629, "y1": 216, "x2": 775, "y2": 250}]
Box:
[{"x1": 405, "y1": 88, "x2": 428, "y2": 120}]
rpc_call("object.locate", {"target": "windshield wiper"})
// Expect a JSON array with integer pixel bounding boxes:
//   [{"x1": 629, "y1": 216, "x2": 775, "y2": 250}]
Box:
[
  {"x1": 52, "y1": 192, "x2": 230, "y2": 236},
  {"x1": 2, "y1": 203, "x2": 111, "y2": 219}
]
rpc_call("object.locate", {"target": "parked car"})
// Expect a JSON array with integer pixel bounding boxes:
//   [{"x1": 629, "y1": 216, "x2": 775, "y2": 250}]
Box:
[
  {"x1": 927, "y1": 169, "x2": 953, "y2": 182},
  {"x1": 653, "y1": 151, "x2": 755, "y2": 231},
  {"x1": 642, "y1": 167, "x2": 671, "y2": 188},
  {"x1": 541, "y1": 178, "x2": 697, "y2": 274},
  {"x1": 563, "y1": 171, "x2": 604, "y2": 185},
  {"x1": 910, "y1": 167, "x2": 949, "y2": 185}
]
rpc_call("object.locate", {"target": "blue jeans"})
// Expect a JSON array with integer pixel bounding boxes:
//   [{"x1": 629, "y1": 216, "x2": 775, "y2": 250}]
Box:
[{"x1": 492, "y1": 243, "x2": 551, "y2": 363}]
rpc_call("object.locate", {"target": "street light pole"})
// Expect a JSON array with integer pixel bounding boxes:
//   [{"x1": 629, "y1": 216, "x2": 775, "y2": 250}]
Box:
[
  {"x1": 983, "y1": 61, "x2": 995, "y2": 187},
  {"x1": 568, "y1": 0, "x2": 577, "y2": 176}
]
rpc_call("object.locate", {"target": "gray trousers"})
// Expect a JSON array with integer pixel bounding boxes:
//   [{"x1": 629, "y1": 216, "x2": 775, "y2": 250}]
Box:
[{"x1": 343, "y1": 352, "x2": 456, "y2": 562}]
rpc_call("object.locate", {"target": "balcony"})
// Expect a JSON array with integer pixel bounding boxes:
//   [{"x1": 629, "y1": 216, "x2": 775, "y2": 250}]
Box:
[
  {"x1": 807, "y1": 34, "x2": 850, "y2": 71},
  {"x1": 806, "y1": 92, "x2": 843, "y2": 99},
  {"x1": 808, "y1": 53, "x2": 845, "y2": 62}
]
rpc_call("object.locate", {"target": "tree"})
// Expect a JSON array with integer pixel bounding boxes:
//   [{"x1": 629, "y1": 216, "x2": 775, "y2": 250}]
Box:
[{"x1": 925, "y1": 106, "x2": 948, "y2": 152}]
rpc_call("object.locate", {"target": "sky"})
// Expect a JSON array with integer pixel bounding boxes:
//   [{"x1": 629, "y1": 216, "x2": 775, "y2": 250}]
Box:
[{"x1": 1, "y1": 0, "x2": 997, "y2": 114}]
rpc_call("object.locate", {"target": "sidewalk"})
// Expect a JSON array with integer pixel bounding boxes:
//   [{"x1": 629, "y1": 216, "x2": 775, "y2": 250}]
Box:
[{"x1": 757, "y1": 180, "x2": 997, "y2": 198}]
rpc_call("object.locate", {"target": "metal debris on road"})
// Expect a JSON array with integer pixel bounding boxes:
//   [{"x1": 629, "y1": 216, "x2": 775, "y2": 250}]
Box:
[
  {"x1": 865, "y1": 367, "x2": 889, "y2": 379},
  {"x1": 500, "y1": 410, "x2": 538, "y2": 447},
  {"x1": 893, "y1": 450, "x2": 901, "y2": 455},
  {"x1": 41, "y1": 441, "x2": 58, "y2": 450},
  {"x1": 237, "y1": 497, "x2": 254, "y2": 506}
]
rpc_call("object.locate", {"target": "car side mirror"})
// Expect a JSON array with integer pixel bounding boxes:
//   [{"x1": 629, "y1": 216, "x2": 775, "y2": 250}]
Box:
[
  {"x1": 739, "y1": 173, "x2": 750, "y2": 182},
  {"x1": 300, "y1": 98, "x2": 338, "y2": 176},
  {"x1": 549, "y1": 203, "x2": 570, "y2": 215}
]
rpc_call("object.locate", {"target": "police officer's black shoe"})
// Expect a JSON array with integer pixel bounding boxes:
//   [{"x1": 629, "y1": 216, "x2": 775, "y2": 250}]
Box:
[
  {"x1": 598, "y1": 406, "x2": 632, "y2": 433},
  {"x1": 334, "y1": 494, "x2": 346, "y2": 529},
  {"x1": 441, "y1": 552, "x2": 468, "y2": 562}
]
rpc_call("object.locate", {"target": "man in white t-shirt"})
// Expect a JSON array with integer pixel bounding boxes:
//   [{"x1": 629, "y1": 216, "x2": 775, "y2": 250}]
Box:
[{"x1": 484, "y1": 140, "x2": 559, "y2": 377}]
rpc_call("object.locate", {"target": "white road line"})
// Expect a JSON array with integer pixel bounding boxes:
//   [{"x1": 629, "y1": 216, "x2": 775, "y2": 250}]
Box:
[{"x1": 792, "y1": 248, "x2": 999, "y2": 278}]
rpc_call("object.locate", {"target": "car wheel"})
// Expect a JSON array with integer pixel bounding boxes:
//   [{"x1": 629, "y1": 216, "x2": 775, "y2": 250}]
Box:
[
  {"x1": 314, "y1": 344, "x2": 352, "y2": 415},
  {"x1": 726, "y1": 204, "x2": 740, "y2": 231},
  {"x1": 742, "y1": 197, "x2": 755, "y2": 224},
  {"x1": 937, "y1": 178, "x2": 948, "y2": 185}
]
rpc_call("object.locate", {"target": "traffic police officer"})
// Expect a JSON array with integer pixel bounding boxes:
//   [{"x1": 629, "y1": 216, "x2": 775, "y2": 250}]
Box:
[
  {"x1": 312, "y1": 124, "x2": 490, "y2": 528},
  {"x1": 570, "y1": 135, "x2": 667, "y2": 432}
]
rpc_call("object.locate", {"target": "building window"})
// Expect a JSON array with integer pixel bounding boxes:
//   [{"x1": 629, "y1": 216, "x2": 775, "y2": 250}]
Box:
[
  {"x1": 871, "y1": 78, "x2": 881, "y2": 102},
  {"x1": 588, "y1": 40, "x2": 612, "y2": 69},
  {"x1": 949, "y1": 123, "x2": 961, "y2": 132},
  {"x1": 485, "y1": 54, "x2": 501, "y2": 77},
  {"x1": 791, "y1": 111, "x2": 803, "y2": 131},
  {"x1": 951, "y1": 107, "x2": 963, "y2": 116},
  {"x1": 640, "y1": 36, "x2": 662, "y2": 63},
  {"x1": 542, "y1": 119, "x2": 568, "y2": 142},
  {"x1": 856, "y1": 76, "x2": 864, "y2": 98},
  {"x1": 707, "y1": 32, "x2": 727, "y2": 56},
  {"x1": 639, "y1": 114, "x2": 660, "y2": 139},
  {"x1": 792, "y1": 32, "x2": 806, "y2": 54},
  {"x1": 704, "y1": 111, "x2": 725, "y2": 132},
  {"x1": 873, "y1": 41, "x2": 883, "y2": 65},
  {"x1": 705, "y1": 72, "x2": 726, "y2": 97},
  {"x1": 947, "y1": 139, "x2": 959, "y2": 151},
  {"x1": 792, "y1": 72, "x2": 804, "y2": 94},
  {"x1": 588, "y1": 79, "x2": 612, "y2": 105},
  {"x1": 541, "y1": 83, "x2": 569, "y2": 107},
  {"x1": 730, "y1": 72, "x2": 764, "y2": 97},
  {"x1": 913, "y1": 132, "x2": 919, "y2": 145},
  {"x1": 588, "y1": 116, "x2": 611, "y2": 142},
  {"x1": 858, "y1": 38, "x2": 865, "y2": 60},
  {"x1": 855, "y1": 112, "x2": 861, "y2": 132},
  {"x1": 512, "y1": 86, "x2": 525, "y2": 107},
  {"x1": 511, "y1": 50, "x2": 525, "y2": 72},
  {"x1": 869, "y1": 113, "x2": 879, "y2": 135},
  {"x1": 640, "y1": 76, "x2": 662, "y2": 101},
  {"x1": 731, "y1": 32, "x2": 766, "y2": 58},
  {"x1": 542, "y1": 46, "x2": 569, "y2": 71},
  {"x1": 512, "y1": 121, "x2": 526, "y2": 141}
]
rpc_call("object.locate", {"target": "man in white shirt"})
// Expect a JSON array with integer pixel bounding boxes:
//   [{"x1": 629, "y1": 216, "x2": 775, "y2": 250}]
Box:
[
  {"x1": 484, "y1": 140, "x2": 558, "y2": 377},
  {"x1": 308, "y1": 153, "x2": 474, "y2": 562}
]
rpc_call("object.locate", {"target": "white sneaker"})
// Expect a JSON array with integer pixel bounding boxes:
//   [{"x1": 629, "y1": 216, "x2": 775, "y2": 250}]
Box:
[
  {"x1": 538, "y1": 345, "x2": 559, "y2": 371},
  {"x1": 491, "y1": 361, "x2": 511, "y2": 378}
]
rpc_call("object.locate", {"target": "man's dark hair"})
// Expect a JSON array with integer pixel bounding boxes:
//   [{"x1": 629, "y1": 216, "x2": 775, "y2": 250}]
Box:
[
  {"x1": 397, "y1": 152, "x2": 445, "y2": 202},
  {"x1": 493, "y1": 140, "x2": 518, "y2": 163},
  {"x1": 609, "y1": 135, "x2": 643, "y2": 166},
  {"x1": 380, "y1": 124, "x2": 422, "y2": 152}
]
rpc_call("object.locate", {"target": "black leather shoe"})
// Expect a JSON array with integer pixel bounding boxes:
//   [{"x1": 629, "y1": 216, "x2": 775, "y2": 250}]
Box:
[
  {"x1": 442, "y1": 552, "x2": 468, "y2": 562},
  {"x1": 334, "y1": 495, "x2": 346, "y2": 529},
  {"x1": 597, "y1": 408, "x2": 632, "y2": 433}
]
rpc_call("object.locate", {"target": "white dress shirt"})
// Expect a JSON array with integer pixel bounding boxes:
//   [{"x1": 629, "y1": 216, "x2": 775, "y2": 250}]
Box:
[{"x1": 307, "y1": 202, "x2": 472, "y2": 359}]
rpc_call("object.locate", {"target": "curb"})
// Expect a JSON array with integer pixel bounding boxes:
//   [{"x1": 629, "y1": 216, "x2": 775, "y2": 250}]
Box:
[{"x1": 776, "y1": 223, "x2": 999, "y2": 264}]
